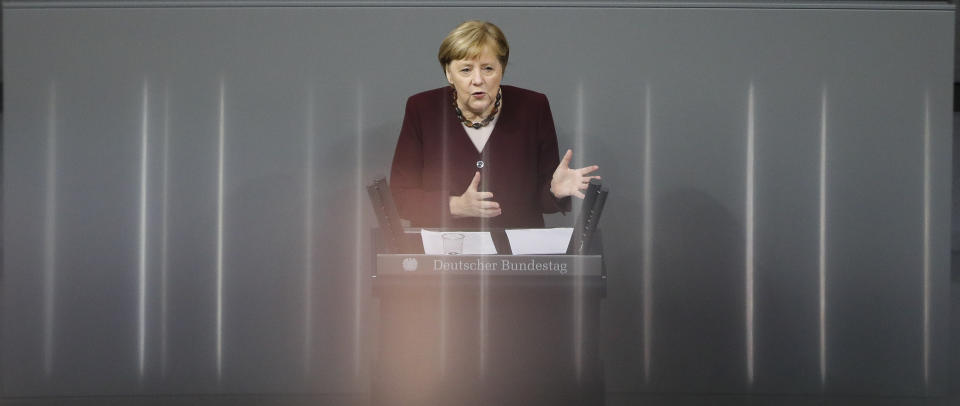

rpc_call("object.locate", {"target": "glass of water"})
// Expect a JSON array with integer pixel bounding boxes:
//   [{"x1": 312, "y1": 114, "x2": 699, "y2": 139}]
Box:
[{"x1": 441, "y1": 233, "x2": 464, "y2": 255}]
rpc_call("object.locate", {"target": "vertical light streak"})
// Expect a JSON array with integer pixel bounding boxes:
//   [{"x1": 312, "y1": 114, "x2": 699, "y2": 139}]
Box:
[
  {"x1": 922, "y1": 90, "x2": 931, "y2": 389},
  {"x1": 439, "y1": 98, "x2": 450, "y2": 378},
  {"x1": 43, "y1": 83, "x2": 58, "y2": 378},
  {"x1": 354, "y1": 84, "x2": 363, "y2": 378},
  {"x1": 641, "y1": 84, "x2": 654, "y2": 384},
  {"x1": 438, "y1": 280, "x2": 448, "y2": 377},
  {"x1": 137, "y1": 80, "x2": 151, "y2": 380},
  {"x1": 575, "y1": 82, "x2": 585, "y2": 167},
  {"x1": 160, "y1": 83, "x2": 171, "y2": 378},
  {"x1": 479, "y1": 196, "x2": 488, "y2": 378},
  {"x1": 478, "y1": 115, "x2": 492, "y2": 378},
  {"x1": 303, "y1": 85, "x2": 316, "y2": 376},
  {"x1": 480, "y1": 222, "x2": 489, "y2": 378},
  {"x1": 574, "y1": 256, "x2": 584, "y2": 384},
  {"x1": 439, "y1": 265, "x2": 448, "y2": 377},
  {"x1": 818, "y1": 86, "x2": 828, "y2": 388},
  {"x1": 215, "y1": 78, "x2": 226, "y2": 381},
  {"x1": 480, "y1": 237, "x2": 488, "y2": 379},
  {"x1": 744, "y1": 83, "x2": 756, "y2": 387},
  {"x1": 573, "y1": 81, "x2": 586, "y2": 382}
]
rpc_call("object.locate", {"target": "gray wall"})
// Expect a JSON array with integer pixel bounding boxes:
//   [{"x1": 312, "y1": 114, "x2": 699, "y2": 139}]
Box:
[{"x1": 2, "y1": 0, "x2": 954, "y2": 399}]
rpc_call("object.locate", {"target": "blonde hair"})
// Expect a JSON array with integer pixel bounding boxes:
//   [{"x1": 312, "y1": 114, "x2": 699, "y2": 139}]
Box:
[{"x1": 438, "y1": 20, "x2": 509, "y2": 73}]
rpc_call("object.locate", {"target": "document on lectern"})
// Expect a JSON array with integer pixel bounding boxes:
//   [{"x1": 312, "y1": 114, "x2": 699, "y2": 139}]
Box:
[
  {"x1": 420, "y1": 230, "x2": 498, "y2": 255},
  {"x1": 505, "y1": 228, "x2": 574, "y2": 255}
]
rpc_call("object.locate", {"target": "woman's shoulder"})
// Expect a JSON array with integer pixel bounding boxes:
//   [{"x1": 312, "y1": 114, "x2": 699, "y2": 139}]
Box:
[
  {"x1": 502, "y1": 85, "x2": 549, "y2": 105},
  {"x1": 407, "y1": 87, "x2": 450, "y2": 106},
  {"x1": 406, "y1": 86, "x2": 546, "y2": 103}
]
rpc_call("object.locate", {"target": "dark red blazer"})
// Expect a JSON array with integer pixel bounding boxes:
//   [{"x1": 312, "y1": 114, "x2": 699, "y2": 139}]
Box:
[{"x1": 390, "y1": 85, "x2": 571, "y2": 228}]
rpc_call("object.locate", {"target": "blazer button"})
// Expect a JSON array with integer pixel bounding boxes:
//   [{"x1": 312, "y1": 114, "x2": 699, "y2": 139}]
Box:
[{"x1": 476, "y1": 160, "x2": 484, "y2": 169}]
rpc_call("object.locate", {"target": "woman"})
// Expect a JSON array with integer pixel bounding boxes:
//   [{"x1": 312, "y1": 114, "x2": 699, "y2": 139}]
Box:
[{"x1": 390, "y1": 20, "x2": 599, "y2": 228}]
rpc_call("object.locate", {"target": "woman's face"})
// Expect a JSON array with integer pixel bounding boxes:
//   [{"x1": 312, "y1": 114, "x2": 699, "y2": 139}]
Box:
[{"x1": 445, "y1": 46, "x2": 503, "y2": 119}]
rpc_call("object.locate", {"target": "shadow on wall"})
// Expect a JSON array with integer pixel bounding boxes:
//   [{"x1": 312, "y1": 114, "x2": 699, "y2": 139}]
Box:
[{"x1": 651, "y1": 187, "x2": 747, "y2": 392}]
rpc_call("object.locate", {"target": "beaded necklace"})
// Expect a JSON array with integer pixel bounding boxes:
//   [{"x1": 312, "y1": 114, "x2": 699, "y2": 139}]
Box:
[{"x1": 452, "y1": 87, "x2": 502, "y2": 129}]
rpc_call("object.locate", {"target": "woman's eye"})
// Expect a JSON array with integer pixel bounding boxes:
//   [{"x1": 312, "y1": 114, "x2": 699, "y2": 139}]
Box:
[{"x1": 460, "y1": 68, "x2": 470, "y2": 73}]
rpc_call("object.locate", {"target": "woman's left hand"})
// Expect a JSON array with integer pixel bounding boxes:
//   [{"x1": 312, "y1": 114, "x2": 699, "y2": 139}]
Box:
[{"x1": 550, "y1": 149, "x2": 601, "y2": 199}]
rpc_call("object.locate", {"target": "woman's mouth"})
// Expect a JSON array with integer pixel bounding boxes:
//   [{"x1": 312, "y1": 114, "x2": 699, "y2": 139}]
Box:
[{"x1": 471, "y1": 92, "x2": 486, "y2": 99}]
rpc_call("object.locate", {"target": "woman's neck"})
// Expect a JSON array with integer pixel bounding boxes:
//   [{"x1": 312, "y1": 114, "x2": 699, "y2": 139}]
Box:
[{"x1": 458, "y1": 97, "x2": 500, "y2": 123}]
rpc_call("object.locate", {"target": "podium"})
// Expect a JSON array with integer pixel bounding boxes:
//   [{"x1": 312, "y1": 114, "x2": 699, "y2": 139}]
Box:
[{"x1": 371, "y1": 228, "x2": 606, "y2": 406}]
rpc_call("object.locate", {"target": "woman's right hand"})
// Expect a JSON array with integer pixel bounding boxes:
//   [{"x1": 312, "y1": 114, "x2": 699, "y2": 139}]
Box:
[{"x1": 449, "y1": 171, "x2": 502, "y2": 218}]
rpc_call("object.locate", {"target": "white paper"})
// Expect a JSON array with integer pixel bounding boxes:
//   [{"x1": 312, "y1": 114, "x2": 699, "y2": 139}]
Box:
[
  {"x1": 420, "y1": 230, "x2": 498, "y2": 255},
  {"x1": 505, "y1": 228, "x2": 574, "y2": 255}
]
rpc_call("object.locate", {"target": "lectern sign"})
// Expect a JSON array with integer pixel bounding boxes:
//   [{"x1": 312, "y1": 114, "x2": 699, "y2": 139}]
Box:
[
  {"x1": 433, "y1": 257, "x2": 568, "y2": 274},
  {"x1": 377, "y1": 254, "x2": 603, "y2": 277}
]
